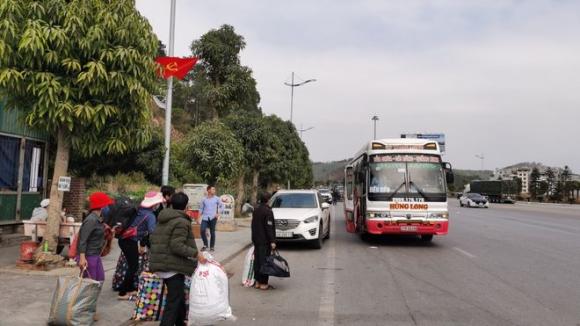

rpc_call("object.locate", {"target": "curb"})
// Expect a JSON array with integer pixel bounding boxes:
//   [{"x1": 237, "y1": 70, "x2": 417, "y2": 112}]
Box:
[{"x1": 220, "y1": 242, "x2": 252, "y2": 267}]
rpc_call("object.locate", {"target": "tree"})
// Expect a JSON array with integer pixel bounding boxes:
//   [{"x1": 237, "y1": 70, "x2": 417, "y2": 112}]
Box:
[
  {"x1": 182, "y1": 121, "x2": 244, "y2": 185},
  {"x1": 561, "y1": 165, "x2": 572, "y2": 201},
  {"x1": 529, "y1": 167, "x2": 541, "y2": 200},
  {"x1": 0, "y1": 0, "x2": 159, "y2": 251},
  {"x1": 190, "y1": 25, "x2": 261, "y2": 120},
  {"x1": 545, "y1": 167, "x2": 556, "y2": 199}
]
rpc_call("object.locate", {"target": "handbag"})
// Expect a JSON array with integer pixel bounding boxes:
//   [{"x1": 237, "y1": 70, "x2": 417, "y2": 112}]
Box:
[
  {"x1": 121, "y1": 216, "x2": 147, "y2": 240},
  {"x1": 259, "y1": 249, "x2": 290, "y2": 278}
]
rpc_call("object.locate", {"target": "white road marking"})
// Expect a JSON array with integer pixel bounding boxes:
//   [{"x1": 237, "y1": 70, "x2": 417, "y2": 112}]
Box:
[
  {"x1": 318, "y1": 239, "x2": 336, "y2": 326},
  {"x1": 453, "y1": 247, "x2": 477, "y2": 259}
]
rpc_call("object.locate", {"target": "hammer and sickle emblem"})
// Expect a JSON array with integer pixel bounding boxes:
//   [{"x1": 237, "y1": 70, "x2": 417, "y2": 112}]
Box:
[{"x1": 166, "y1": 62, "x2": 179, "y2": 71}]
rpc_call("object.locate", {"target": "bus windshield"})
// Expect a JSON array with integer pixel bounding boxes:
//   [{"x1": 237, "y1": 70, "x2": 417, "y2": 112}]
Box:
[{"x1": 368, "y1": 154, "x2": 446, "y2": 200}]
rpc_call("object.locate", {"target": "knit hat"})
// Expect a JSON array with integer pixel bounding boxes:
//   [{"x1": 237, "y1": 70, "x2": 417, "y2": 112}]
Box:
[
  {"x1": 141, "y1": 191, "x2": 165, "y2": 208},
  {"x1": 89, "y1": 192, "x2": 114, "y2": 211}
]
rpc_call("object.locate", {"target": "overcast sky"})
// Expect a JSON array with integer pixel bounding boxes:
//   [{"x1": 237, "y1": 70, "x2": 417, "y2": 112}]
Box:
[{"x1": 136, "y1": 0, "x2": 580, "y2": 172}]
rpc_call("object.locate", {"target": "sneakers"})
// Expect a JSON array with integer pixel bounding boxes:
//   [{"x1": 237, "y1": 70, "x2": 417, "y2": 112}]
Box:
[
  {"x1": 210, "y1": 248, "x2": 215, "y2": 252},
  {"x1": 201, "y1": 247, "x2": 207, "y2": 251}
]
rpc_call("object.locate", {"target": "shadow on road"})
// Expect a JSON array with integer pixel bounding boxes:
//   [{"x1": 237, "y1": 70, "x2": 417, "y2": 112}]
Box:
[{"x1": 360, "y1": 234, "x2": 441, "y2": 248}]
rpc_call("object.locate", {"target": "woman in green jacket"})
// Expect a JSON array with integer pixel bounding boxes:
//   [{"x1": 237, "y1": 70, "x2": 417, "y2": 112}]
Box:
[{"x1": 149, "y1": 192, "x2": 205, "y2": 326}]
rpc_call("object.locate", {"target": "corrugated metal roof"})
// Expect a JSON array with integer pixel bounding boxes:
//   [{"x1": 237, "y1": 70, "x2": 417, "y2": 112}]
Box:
[{"x1": 0, "y1": 102, "x2": 49, "y2": 141}]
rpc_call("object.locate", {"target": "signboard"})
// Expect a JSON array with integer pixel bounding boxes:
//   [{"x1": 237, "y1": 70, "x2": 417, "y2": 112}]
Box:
[
  {"x1": 182, "y1": 183, "x2": 208, "y2": 210},
  {"x1": 401, "y1": 133, "x2": 446, "y2": 153},
  {"x1": 220, "y1": 194, "x2": 235, "y2": 220},
  {"x1": 57, "y1": 176, "x2": 71, "y2": 192}
]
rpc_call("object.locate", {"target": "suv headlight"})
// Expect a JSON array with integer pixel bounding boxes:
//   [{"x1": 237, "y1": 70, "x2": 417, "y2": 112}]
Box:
[
  {"x1": 304, "y1": 215, "x2": 319, "y2": 223},
  {"x1": 429, "y1": 212, "x2": 449, "y2": 219}
]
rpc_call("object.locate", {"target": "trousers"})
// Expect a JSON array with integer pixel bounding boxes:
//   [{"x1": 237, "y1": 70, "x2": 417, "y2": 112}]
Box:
[{"x1": 200, "y1": 218, "x2": 217, "y2": 248}]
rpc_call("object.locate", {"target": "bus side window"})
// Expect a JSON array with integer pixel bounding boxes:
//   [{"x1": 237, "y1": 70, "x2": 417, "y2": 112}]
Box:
[{"x1": 346, "y1": 168, "x2": 353, "y2": 200}]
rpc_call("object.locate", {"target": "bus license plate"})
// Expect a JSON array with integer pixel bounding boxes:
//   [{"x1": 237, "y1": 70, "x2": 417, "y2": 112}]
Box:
[
  {"x1": 276, "y1": 231, "x2": 294, "y2": 238},
  {"x1": 400, "y1": 225, "x2": 418, "y2": 232}
]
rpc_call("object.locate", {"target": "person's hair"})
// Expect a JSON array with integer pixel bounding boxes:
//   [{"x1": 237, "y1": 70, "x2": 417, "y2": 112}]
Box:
[
  {"x1": 160, "y1": 185, "x2": 176, "y2": 198},
  {"x1": 171, "y1": 192, "x2": 189, "y2": 210},
  {"x1": 206, "y1": 185, "x2": 215, "y2": 191},
  {"x1": 260, "y1": 192, "x2": 272, "y2": 203}
]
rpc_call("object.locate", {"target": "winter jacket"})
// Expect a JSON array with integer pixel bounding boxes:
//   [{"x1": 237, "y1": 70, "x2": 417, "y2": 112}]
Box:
[
  {"x1": 251, "y1": 204, "x2": 276, "y2": 246},
  {"x1": 149, "y1": 208, "x2": 198, "y2": 275},
  {"x1": 77, "y1": 212, "x2": 105, "y2": 256}
]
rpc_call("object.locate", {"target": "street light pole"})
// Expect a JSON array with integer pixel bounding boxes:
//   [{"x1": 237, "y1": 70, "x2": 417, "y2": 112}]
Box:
[
  {"x1": 371, "y1": 115, "x2": 379, "y2": 140},
  {"x1": 162, "y1": 0, "x2": 176, "y2": 186},
  {"x1": 299, "y1": 124, "x2": 314, "y2": 139},
  {"x1": 475, "y1": 154, "x2": 485, "y2": 170},
  {"x1": 284, "y1": 72, "x2": 316, "y2": 124}
]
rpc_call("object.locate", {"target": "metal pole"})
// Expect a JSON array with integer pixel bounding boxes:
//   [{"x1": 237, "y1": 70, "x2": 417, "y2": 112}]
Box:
[
  {"x1": 162, "y1": 0, "x2": 176, "y2": 185},
  {"x1": 373, "y1": 120, "x2": 376, "y2": 139},
  {"x1": 290, "y1": 72, "x2": 294, "y2": 123}
]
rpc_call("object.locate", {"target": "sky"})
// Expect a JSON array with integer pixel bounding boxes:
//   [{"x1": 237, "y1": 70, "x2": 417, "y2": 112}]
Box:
[{"x1": 136, "y1": 0, "x2": 580, "y2": 172}]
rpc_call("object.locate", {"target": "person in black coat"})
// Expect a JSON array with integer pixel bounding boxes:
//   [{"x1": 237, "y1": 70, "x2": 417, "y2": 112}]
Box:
[{"x1": 251, "y1": 192, "x2": 277, "y2": 290}]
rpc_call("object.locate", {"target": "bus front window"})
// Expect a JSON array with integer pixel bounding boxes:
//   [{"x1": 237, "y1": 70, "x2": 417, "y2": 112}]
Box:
[
  {"x1": 407, "y1": 163, "x2": 446, "y2": 195},
  {"x1": 369, "y1": 162, "x2": 406, "y2": 194}
]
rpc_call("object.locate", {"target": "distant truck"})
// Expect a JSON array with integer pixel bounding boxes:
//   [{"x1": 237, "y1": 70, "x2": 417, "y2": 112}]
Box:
[{"x1": 468, "y1": 180, "x2": 518, "y2": 203}]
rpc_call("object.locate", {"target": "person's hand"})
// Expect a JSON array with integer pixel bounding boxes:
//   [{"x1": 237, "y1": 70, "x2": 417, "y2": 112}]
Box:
[
  {"x1": 197, "y1": 252, "x2": 207, "y2": 264},
  {"x1": 215, "y1": 213, "x2": 220, "y2": 220},
  {"x1": 78, "y1": 255, "x2": 87, "y2": 269},
  {"x1": 270, "y1": 243, "x2": 277, "y2": 250},
  {"x1": 138, "y1": 246, "x2": 146, "y2": 255}
]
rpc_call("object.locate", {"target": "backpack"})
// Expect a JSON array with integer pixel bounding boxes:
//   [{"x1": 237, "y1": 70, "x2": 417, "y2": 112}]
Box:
[{"x1": 104, "y1": 196, "x2": 138, "y2": 237}]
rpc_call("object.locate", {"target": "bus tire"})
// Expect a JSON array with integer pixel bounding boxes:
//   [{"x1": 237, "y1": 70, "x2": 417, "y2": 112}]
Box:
[
  {"x1": 420, "y1": 234, "x2": 434, "y2": 242},
  {"x1": 311, "y1": 223, "x2": 323, "y2": 249}
]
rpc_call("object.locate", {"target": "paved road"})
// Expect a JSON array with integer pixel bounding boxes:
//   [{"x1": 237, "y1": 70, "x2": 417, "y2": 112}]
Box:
[{"x1": 226, "y1": 200, "x2": 580, "y2": 326}]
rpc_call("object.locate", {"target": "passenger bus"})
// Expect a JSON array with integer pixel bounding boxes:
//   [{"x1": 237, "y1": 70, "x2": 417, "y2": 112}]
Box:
[{"x1": 344, "y1": 138, "x2": 454, "y2": 242}]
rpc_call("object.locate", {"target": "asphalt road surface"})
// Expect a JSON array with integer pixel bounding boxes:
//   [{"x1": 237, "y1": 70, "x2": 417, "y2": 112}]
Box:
[{"x1": 225, "y1": 200, "x2": 580, "y2": 326}]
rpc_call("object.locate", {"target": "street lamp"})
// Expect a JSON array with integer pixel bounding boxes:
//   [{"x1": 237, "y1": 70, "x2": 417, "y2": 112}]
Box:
[
  {"x1": 371, "y1": 115, "x2": 379, "y2": 140},
  {"x1": 284, "y1": 72, "x2": 316, "y2": 124},
  {"x1": 475, "y1": 154, "x2": 485, "y2": 170},
  {"x1": 299, "y1": 124, "x2": 314, "y2": 138}
]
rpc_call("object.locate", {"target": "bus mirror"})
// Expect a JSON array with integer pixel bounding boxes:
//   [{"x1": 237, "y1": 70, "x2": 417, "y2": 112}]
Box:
[
  {"x1": 446, "y1": 171, "x2": 455, "y2": 185},
  {"x1": 442, "y1": 162, "x2": 453, "y2": 170}
]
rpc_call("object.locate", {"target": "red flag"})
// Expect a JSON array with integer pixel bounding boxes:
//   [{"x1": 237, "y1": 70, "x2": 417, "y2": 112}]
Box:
[{"x1": 155, "y1": 57, "x2": 198, "y2": 80}]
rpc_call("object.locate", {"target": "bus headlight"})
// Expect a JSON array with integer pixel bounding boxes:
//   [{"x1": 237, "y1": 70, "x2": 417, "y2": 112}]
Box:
[
  {"x1": 366, "y1": 212, "x2": 391, "y2": 219},
  {"x1": 429, "y1": 212, "x2": 449, "y2": 219}
]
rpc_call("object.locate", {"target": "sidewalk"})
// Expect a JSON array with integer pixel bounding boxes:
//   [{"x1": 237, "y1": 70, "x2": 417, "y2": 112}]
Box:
[{"x1": 0, "y1": 220, "x2": 251, "y2": 326}]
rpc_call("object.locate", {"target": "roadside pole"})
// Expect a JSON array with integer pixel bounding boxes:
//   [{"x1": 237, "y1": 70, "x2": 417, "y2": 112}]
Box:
[{"x1": 162, "y1": 0, "x2": 176, "y2": 185}]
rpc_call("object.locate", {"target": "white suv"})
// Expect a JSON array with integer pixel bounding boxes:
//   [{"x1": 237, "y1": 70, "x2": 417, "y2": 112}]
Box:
[{"x1": 270, "y1": 190, "x2": 331, "y2": 249}]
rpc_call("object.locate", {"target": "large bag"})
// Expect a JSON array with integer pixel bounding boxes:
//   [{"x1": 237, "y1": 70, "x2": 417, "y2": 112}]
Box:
[
  {"x1": 48, "y1": 271, "x2": 102, "y2": 326},
  {"x1": 132, "y1": 272, "x2": 165, "y2": 321},
  {"x1": 112, "y1": 251, "x2": 149, "y2": 291},
  {"x1": 188, "y1": 254, "x2": 234, "y2": 325},
  {"x1": 260, "y1": 249, "x2": 290, "y2": 278},
  {"x1": 241, "y1": 246, "x2": 255, "y2": 287}
]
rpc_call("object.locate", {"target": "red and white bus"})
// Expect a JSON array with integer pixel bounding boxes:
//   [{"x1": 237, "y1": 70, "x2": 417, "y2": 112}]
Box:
[{"x1": 344, "y1": 138, "x2": 454, "y2": 242}]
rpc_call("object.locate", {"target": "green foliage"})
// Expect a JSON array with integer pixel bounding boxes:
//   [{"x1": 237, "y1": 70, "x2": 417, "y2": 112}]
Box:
[
  {"x1": 260, "y1": 115, "x2": 313, "y2": 189},
  {"x1": 529, "y1": 167, "x2": 541, "y2": 199},
  {"x1": 182, "y1": 121, "x2": 244, "y2": 185},
  {"x1": 0, "y1": 0, "x2": 159, "y2": 156},
  {"x1": 190, "y1": 25, "x2": 260, "y2": 119}
]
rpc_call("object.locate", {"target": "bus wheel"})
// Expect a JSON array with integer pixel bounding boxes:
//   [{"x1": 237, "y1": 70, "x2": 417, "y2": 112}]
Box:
[{"x1": 420, "y1": 234, "x2": 434, "y2": 242}]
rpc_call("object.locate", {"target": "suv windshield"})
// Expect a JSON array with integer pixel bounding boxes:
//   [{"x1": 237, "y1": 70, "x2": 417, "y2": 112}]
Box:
[
  {"x1": 271, "y1": 193, "x2": 318, "y2": 209},
  {"x1": 368, "y1": 154, "x2": 446, "y2": 201}
]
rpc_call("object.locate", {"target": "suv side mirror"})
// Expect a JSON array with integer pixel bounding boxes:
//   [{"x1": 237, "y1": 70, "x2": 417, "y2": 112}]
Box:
[{"x1": 321, "y1": 202, "x2": 330, "y2": 209}]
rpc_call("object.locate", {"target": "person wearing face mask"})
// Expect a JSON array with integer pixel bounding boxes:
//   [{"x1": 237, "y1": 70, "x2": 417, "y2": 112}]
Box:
[{"x1": 117, "y1": 191, "x2": 163, "y2": 300}]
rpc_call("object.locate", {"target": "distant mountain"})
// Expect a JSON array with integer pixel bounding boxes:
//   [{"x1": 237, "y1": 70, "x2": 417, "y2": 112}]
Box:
[{"x1": 312, "y1": 159, "x2": 350, "y2": 184}]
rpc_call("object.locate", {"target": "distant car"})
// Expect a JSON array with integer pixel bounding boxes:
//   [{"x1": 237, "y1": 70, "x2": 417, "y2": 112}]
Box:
[
  {"x1": 270, "y1": 190, "x2": 331, "y2": 249},
  {"x1": 460, "y1": 193, "x2": 489, "y2": 208},
  {"x1": 319, "y1": 189, "x2": 333, "y2": 203}
]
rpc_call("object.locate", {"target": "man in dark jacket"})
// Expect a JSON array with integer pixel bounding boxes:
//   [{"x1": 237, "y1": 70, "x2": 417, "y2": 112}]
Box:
[
  {"x1": 251, "y1": 192, "x2": 277, "y2": 290},
  {"x1": 149, "y1": 192, "x2": 205, "y2": 326}
]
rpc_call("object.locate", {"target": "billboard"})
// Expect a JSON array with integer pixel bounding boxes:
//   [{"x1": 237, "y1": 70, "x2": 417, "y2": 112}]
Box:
[{"x1": 401, "y1": 133, "x2": 446, "y2": 153}]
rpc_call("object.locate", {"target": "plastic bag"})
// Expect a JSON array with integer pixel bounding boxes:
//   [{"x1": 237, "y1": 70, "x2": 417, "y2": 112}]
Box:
[
  {"x1": 260, "y1": 249, "x2": 290, "y2": 278},
  {"x1": 48, "y1": 272, "x2": 101, "y2": 326},
  {"x1": 241, "y1": 246, "x2": 255, "y2": 287},
  {"x1": 188, "y1": 253, "x2": 235, "y2": 325}
]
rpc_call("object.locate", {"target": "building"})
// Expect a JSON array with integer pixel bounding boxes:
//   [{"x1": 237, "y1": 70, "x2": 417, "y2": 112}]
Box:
[
  {"x1": 516, "y1": 168, "x2": 531, "y2": 194},
  {"x1": 493, "y1": 166, "x2": 532, "y2": 195},
  {"x1": 0, "y1": 103, "x2": 49, "y2": 224}
]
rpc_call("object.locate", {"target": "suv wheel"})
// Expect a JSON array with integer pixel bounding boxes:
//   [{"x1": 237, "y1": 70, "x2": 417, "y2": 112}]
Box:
[
  {"x1": 311, "y1": 223, "x2": 323, "y2": 249},
  {"x1": 324, "y1": 217, "x2": 331, "y2": 240}
]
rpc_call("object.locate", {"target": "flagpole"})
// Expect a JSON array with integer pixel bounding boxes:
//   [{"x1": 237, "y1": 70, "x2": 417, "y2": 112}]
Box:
[{"x1": 162, "y1": 0, "x2": 176, "y2": 186}]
